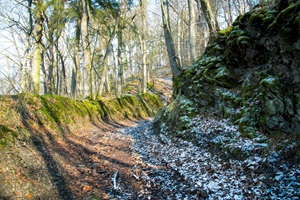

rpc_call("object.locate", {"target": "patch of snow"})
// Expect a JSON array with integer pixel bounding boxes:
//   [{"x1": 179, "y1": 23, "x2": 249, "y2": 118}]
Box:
[{"x1": 114, "y1": 118, "x2": 300, "y2": 199}]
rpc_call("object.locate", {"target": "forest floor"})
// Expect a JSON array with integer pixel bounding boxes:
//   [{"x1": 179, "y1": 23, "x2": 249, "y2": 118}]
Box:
[
  {"x1": 1, "y1": 77, "x2": 299, "y2": 199},
  {"x1": 20, "y1": 117, "x2": 298, "y2": 200},
  {"x1": 2, "y1": 112, "x2": 299, "y2": 199}
]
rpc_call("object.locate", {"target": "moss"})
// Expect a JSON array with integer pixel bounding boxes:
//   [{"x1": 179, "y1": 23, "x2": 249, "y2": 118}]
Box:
[
  {"x1": 0, "y1": 93, "x2": 163, "y2": 146},
  {"x1": 237, "y1": 36, "x2": 251, "y2": 46},
  {"x1": 227, "y1": 30, "x2": 246, "y2": 41},
  {"x1": 0, "y1": 124, "x2": 18, "y2": 147},
  {"x1": 259, "y1": 76, "x2": 283, "y2": 96},
  {"x1": 262, "y1": 14, "x2": 276, "y2": 25},
  {"x1": 219, "y1": 26, "x2": 233, "y2": 35},
  {"x1": 239, "y1": 125, "x2": 257, "y2": 139},
  {"x1": 249, "y1": 12, "x2": 265, "y2": 25},
  {"x1": 268, "y1": 2, "x2": 300, "y2": 31},
  {"x1": 293, "y1": 13, "x2": 300, "y2": 27}
]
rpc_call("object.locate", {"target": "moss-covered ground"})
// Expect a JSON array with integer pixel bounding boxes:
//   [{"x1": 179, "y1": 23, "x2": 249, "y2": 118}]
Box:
[
  {"x1": 0, "y1": 93, "x2": 162, "y2": 199},
  {"x1": 0, "y1": 93, "x2": 162, "y2": 147}
]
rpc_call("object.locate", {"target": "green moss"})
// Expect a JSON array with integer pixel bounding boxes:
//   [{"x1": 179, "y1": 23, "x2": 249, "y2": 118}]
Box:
[
  {"x1": 259, "y1": 76, "x2": 282, "y2": 96},
  {"x1": 1, "y1": 93, "x2": 163, "y2": 145},
  {"x1": 294, "y1": 13, "x2": 300, "y2": 27},
  {"x1": 249, "y1": 12, "x2": 265, "y2": 24},
  {"x1": 219, "y1": 26, "x2": 233, "y2": 35},
  {"x1": 227, "y1": 30, "x2": 245, "y2": 40},
  {"x1": 268, "y1": 2, "x2": 300, "y2": 31},
  {"x1": 237, "y1": 36, "x2": 251, "y2": 46},
  {"x1": 239, "y1": 125, "x2": 257, "y2": 139},
  {"x1": 0, "y1": 124, "x2": 17, "y2": 147},
  {"x1": 263, "y1": 14, "x2": 276, "y2": 25}
]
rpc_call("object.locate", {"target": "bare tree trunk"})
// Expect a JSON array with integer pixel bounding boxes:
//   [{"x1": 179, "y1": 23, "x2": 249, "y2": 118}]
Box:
[
  {"x1": 227, "y1": 0, "x2": 233, "y2": 25},
  {"x1": 98, "y1": 17, "x2": 119, "y2": 97},
  {"x1": 31, "y1": 0, "x2": 44, "y2": 94},
  {"x1": 140, "y1": 0, "x2": 147, "y2": 93},
  {"x1": 21, "y1": 38, "x2": 30, "y2": 93},
  {"x1": 199, "y1": 0, "x2": 219, "y2": 36},
  {"x1": 71, "y1": 18, "x2": 81, "y2": 98},
  {"x1": 115, "y1": 0, "x2": 128, "y2": 98},
  {"x1": 177, "y1": 10, "x2": 183, "y2": 67},
  {"x1": 46, "y1": 43, "x2": 55, "y2": 94},
  {"x1": 160, "y1": 0, "x2": 182, "y2": 79},
  {"x1": 238, "y1": 0, "x2": 244, "y2": 15},
  {"x1": 21, "y1": 0, "x2": 33, "y2": 93},
  {"x1": 116, "y1": 30, "x2": 123, "y2": 97},
  {"x1": 81, "y1": 0, "x2": 92, "y2": 98},
  {"x1": 221, "y1": 0, "x2": 231, "y2": 27},
  {"x1": 188, "y1": 0, "x2": 197, "y2": 63},
  {"x1": 55, "y1": 43, "x2": 67, "y2": 96}
]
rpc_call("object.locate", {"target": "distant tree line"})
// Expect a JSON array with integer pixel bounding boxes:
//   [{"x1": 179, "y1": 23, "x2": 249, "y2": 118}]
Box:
[{"x1": 0, "y1": 0, "x2": 274, "y2": 98}]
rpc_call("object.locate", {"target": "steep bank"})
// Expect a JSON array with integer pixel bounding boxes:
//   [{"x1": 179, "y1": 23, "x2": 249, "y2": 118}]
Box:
[
  {"x1": 155, "y1": 1, "x2": 300, "y2": 159},
  {"x1": 0, "y1": 93, "x2": 162, "y2": 199}
]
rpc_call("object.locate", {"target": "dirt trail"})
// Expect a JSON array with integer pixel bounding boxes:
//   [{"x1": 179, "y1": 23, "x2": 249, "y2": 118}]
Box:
[
  {"x1": 14, "y1": 119, "x2": 158, "y2": 199},
  {"x1": 34, "y1": 119, "x2": 152, "y2": 200},
  {"x1": 2, "y1": 114, "x2": 298, "y2": 199},
  {"x1": 29, "y1": 118, "x2": 204, "y2": 200}
]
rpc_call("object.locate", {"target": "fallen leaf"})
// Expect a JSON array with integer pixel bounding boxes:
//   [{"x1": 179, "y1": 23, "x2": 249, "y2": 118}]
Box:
[
  {"x1": 82, "y1": 185, "x2": 91, "y2": 192},
  {"x1": 26, "y1": 193, "x2": 32, "y2": 199}
]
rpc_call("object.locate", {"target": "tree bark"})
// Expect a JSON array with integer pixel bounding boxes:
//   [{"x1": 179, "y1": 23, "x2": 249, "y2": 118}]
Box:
[
  {"x1": 116, "y1": 30, "x2": 123, "y2": 98},
  {"x1": 21, "y1": 0, "x2": 33, "y2": 93},
  {"x1": 188, "y1": 0, "x2": 196, "y2": 63},
  {"x1": 98, "y1": 16, "x2": 120, "y2": 97},
  {"x1": 140, "y1": 0, "x2": 147, "y2": 93},
  {"x1": 160, "y1": 0, "x2": 182, "y2": 79},
  {"x1": 71, "y1": 18, "x2": 81, "y2": 98},
  {"x1": 177, "y1": 10, "x2": 183, "y2": 67},
  {"x1": 31, "y1": 0, "x2": 44, "y2": 94},
  {"x1": 199, "y1": 0, "x2": 219, "y2": 35},
  {"x1": 81, "y1": 0, "x2": 92, "y2": 98}
]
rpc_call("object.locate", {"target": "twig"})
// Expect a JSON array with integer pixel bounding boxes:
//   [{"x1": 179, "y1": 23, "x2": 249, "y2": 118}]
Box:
[{"x1": 112, "y1": 171, "x2": 118, "y2": 190}]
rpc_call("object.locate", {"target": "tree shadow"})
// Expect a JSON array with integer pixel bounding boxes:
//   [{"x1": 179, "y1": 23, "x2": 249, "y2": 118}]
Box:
[
  {"x1": 12, "y1": 93, "x2": 161, "y2": 199},
  {"x1": 18, "y1": 99, "x2": 73, "y2": 200}
]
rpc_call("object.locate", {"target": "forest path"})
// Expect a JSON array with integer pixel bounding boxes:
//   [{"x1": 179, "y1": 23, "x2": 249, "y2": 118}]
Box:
[
  {"x1": 45, "y1": 118, "x2": 206, "y2": 200},
  {"x1": 45, "y1": 118, "x2": 200, "y2": 200},
  {"x1": 69, "y1": 118, "x2": 299, "y2": 200}
]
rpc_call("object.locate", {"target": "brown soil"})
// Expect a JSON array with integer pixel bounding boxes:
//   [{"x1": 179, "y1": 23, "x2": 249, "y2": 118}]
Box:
[
  {"x1": 0, "y1": 79, "x2": 173, "y2": 200},
  {"x1": 0, "y1": 118, "x2": 157, "y2": 200},
  {"x1": 31, "y1": 119, "x2": 151, "y2": 200}
]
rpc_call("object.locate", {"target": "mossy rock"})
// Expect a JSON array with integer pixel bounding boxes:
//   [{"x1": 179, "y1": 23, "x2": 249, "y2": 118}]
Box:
[
  {"x1": 237, "y1": 36, "x2": 251, "y2": 47},
  {"x1": 157, "y1": 0, "x2": 300, "y2": 149},
  {"x1": 219, "y1": 26, "x2": 233, "y2": 36}
]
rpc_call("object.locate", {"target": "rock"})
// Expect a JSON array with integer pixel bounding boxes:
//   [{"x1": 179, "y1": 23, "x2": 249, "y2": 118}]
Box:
[
  {"x1": 197, "y1": 189, "x2": 209, "y2": 199},
  {"x1": 156, "y1": 0, "x2": 300, "y2": 138}
]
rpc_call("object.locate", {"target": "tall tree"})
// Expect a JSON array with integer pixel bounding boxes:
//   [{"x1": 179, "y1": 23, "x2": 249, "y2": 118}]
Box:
[
  {"x1": 81, "y1": 0, "x2": 92, "y2": 98},
  {"x1": 71, "y1": 17, "x2": 81, "y2": 98},
  {"x1": 198, "y1": 0, "x2": 219, "y2": 35},
  {"x1": 140, "y1": 0, "x2": 147, "y2": 93},
  {"x1": 98, "y1": 13, "x2": 120, "y2": 97},
  {"x1": 31, "y1": 0, "x2": 45, "y2": 94},
  {"x1": 21, "y1": 0, "x2": 34, "y2": 93},
  {"x1": 160, "y1": 0, "x2": 182, "y2": 79},
  {"x1": 188, "y1": 0, "x2": 196, "y2": 63},
  {"x1": 44, "y1": 0, "x2": 65, "y2": 94}
]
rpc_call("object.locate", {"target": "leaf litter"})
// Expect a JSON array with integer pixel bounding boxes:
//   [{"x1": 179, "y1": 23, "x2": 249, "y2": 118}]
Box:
[
  {"x1": 117, "y1": 116, "x2": 300, "y2": 199},
  {"x1": 1, "y1": 116, "x2": 299, "y2": 199}
]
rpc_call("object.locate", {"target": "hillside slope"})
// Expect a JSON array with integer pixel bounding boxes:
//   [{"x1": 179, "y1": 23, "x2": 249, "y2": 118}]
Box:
[
  {"x1": 155, "y1": 1, "x2": 300, "y2": 159},
  {"x1": 0, "y1": 93, "x2": 162, "y2": 199}
]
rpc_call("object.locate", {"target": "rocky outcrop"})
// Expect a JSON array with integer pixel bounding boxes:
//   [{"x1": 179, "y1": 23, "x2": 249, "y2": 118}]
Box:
[{"x1": 156, "y1": 1, "x2": 300, "y2": 140}]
